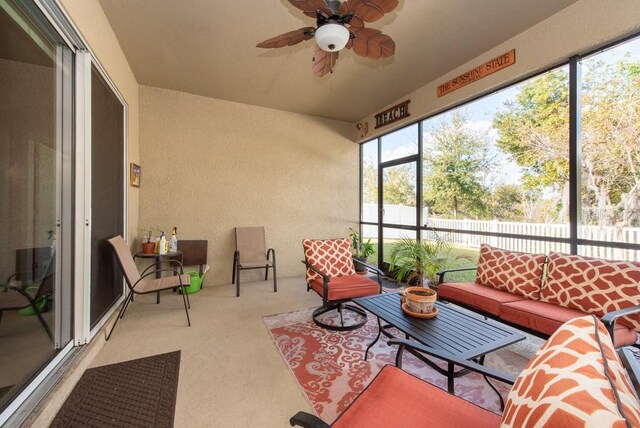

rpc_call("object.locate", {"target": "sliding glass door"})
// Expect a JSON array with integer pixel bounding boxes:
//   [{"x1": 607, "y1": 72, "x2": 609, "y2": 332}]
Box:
[{"x1": 0, "y1": 0, "x2": 73, "y2": 411}]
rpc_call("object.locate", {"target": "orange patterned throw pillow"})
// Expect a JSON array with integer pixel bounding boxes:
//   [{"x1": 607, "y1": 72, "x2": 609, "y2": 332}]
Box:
[
  {"x1": 541, "y1": 252, "x2": 640, "y2": 331},
  {"x1": 475, "y1": 244, "x2": 546, "y2": 300},
  {"x1": 302, "y1": 238, "x2": 356, "y2": 283},
  {"x1": 501, "y1": 315, "x2": 640, "y2": 427}
]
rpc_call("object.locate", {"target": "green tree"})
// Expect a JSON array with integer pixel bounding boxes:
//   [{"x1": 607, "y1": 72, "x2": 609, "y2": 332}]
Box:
[
  {"x1": 362, "y1": 159, "x2": 378, "y2": 203},
  {"x1": 489, "y1": 184, "x2": 524, "y2": 221},
  {"x1": 383, "y1": 164, "x2": 416, "y2": 206},
  {"x1": 493, "y1": 69, "x2": 570, "y2": 222},
  {"x1": 423, "y1": 112, "x2": 494, "y2": 219},
  {"x1": 493, "y1": 59, "x2": 640, "y2": 226}
]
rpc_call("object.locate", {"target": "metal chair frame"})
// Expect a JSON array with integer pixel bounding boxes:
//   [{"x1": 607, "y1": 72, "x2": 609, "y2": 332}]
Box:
[
  {"x1": 106, "y1": 236, "x2": 191, "y2": 341},
  {"x1": 302, "y1": 259, "x2": 383, "y2": 331}
]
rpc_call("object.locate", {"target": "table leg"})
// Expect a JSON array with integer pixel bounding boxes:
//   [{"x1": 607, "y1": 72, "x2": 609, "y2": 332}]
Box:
[
  {"x1": 447, "y1": 362, "x2": 455, "y2": 393},
  {"x1": 156, "y1": 259, "x2": 161, "y2": 304},
  {"x1": 364, "y1": 316, "x2": 382, "y2": 361},
  {"x1": 477, "y1": 355, "x2": 506, "y2": 411}
]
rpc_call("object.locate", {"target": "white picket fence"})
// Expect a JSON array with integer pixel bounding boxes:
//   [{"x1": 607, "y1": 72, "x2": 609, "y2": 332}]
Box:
[{"x1": 363, "y1": 203, "x2": 640, "y2": 261}]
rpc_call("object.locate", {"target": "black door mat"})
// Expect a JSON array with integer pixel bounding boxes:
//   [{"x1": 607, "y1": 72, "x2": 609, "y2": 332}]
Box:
[{"x1": 51, "y1": 351, "x2": 181, "y2": 428}]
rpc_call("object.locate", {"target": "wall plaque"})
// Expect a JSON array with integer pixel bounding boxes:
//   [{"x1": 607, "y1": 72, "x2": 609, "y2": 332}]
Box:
[
  {"x1": 437, "y1": 49, "x2": 516, "y2": 97},
  {"x1": 375, "y1": 100, "x2": 411, "y2": 129}
]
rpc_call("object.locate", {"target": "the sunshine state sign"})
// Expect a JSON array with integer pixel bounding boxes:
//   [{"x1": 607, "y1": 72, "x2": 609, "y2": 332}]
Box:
[{"x1": 437, "y1": 49, "x2": 516, "y2": 97}]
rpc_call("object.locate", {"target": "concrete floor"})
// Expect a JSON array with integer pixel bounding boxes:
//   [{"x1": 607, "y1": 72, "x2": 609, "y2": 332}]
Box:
[{"x1": 35, "y1": 276, "x2": 320, "y2": 427}]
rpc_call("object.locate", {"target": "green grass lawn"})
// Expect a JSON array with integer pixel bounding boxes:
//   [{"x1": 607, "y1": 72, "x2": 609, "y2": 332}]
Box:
[{"x1": 364, "y1": 240, "x2": 479, "y2": 283}]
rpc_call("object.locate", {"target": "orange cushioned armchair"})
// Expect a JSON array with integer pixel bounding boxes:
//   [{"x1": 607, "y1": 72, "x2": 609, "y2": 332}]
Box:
[
  {"x1": 302, "y1": 238, "x2": 383, "y2": 331},
  {"x1": 290, "y1": 311, "x2": 640, "y2": 428}
]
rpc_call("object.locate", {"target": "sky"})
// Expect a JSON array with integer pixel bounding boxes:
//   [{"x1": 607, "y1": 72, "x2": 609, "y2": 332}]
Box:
[{"x1": 368, "y1": 35, "x2": 640, "y2": 193}]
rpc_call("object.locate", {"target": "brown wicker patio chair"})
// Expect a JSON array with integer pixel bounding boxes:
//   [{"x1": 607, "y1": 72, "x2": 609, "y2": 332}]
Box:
[
  {"x1": 232, "y1": 227, "x2": 277, "y2": 297},
  {"x1": 106, "y1": 235, "x2": 191, "y2": 340}
]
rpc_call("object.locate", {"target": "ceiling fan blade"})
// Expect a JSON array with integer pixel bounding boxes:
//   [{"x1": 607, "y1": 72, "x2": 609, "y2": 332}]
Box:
[
  {"x1": 339, "y1": 0, "x2": 398, "y2": 27},
  {"x1": 256, "y1": 27, "x2": 315, "y2": 49},
  {"x1": 312, "y1": 45, "x2": 339, "y2": 77},
  {"x1": 289, "y1": 0, "x2": 333, "y2": 18},
  {"x1": 346, "y1": 28, "x2": 395, "y2": 59}
]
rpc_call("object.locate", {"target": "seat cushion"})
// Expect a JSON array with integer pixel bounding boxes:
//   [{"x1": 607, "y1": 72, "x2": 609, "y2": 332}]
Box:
[
  {"x1": 476, "y1": 244, "x2": 547, "y2": 300},
  {"x1": 310, "y1": 275, "x2": 379, "y2": 301},
  {"x1": 333, "y1": 365, "x2": 501, "y2": 428},
  {"x1": 501, "y1": 315, "x2": 640, "y2": 427},
  {"x1": 302, "y1": 238, "x2": 355, "y2": 283},
  {"x1": 500, "y1": 299, "x2": 638, "y2": 347},
  {"x1": 541, "y1": 252, "x2": 640, "y2": 331},
  {"x1": 438, "y1": 282, "x2": 526, "y2": 316}
]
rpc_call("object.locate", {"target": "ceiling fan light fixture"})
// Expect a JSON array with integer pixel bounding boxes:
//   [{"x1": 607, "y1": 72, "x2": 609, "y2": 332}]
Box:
[{"x1": 314, "y1": 23, "x2": 350, "y2": 52}]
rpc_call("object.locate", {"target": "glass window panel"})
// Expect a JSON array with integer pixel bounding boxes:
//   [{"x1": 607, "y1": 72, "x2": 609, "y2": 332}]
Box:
[
  {"x1": 90, "y1": 66, "x2": 124, "y2": 327},
  {"x1": 361, "y1": 140, "x2": 378, "y2": 223},
  {"x1": 579, "y1": 36, "x2": 640, "y2": 248},
  {"x1": 422, "y1": 66, "x2": 570, "y2": 240},
  {"x1": 382, "y1": 228, "x2": 416, "y2": 264},
  {"x1": 578, "y1": 245, "x2": 640, "y2": 262},
  {"x1": 0, "y1": 0, "x2": 71, "y2": 410},
  {"x1": 362, "y1": 224, "x2": 379, "y2": 266},
  {"x1": 382, "y1": 162, "x2": 416, "y2": 226},
  {"x1": 380, "y1": 123, "x2": 418, "y2": 163}
]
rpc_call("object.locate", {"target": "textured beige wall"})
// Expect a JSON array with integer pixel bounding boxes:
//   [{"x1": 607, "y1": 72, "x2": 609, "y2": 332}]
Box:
[
  {"x1": 355, "y1": 0, "x2": 640, "y2": 142},
  {"x1": 139, "y1": 86, "x2": 358, "y2": 285},
  {"x1": 60, "y1": 0, "x2": 140, "y2": 244}
]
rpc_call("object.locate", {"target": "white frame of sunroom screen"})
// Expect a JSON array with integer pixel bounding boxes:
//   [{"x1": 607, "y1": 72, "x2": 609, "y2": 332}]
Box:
[
  {"x1": 360, "y1": 32, "x2": 640, "y2": 266},
  {"x1": 0, "y1": 0, "x2": 129, "y2": 424}
]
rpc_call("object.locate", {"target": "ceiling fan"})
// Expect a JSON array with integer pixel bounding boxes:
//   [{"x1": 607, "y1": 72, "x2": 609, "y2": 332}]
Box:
[{"x1": 257, "y1": 0, "x2": 399, "y2": 77}]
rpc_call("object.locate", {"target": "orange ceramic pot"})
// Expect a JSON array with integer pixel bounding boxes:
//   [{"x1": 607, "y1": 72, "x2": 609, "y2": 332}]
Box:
[{"x1": 403, "y1": 286, "x2": 437, "y2": 314}]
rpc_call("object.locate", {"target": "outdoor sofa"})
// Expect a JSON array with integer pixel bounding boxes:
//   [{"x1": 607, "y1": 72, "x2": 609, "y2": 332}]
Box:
[
  {"x1": 290, "y1": 314, "x2": 640, "y2": 427},
  {"x1": 438, "y1": 244, "x2": 640, "y2": 347}
]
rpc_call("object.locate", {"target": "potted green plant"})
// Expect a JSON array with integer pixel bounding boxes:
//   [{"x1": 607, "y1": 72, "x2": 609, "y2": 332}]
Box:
[
  {"x1": 349, "y1": 228, "x2": 375, "y2": 273},
  {"x1": 388, "y1": 234, "x2": 462, "y2": 290},
  {"x1": 140, "y1": 227, "x2": 160, "y2": 254}
]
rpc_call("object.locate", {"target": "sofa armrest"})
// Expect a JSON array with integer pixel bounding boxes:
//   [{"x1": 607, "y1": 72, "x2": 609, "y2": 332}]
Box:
[
  {"x1": 389, "y1": 338, "x2": 517, "y2": 385},
  {"x1": 601, "y1": 305, "x2": 640, "y2": 342},
  {"x1": 289, "y1": 411, "x2": 331, "y2": 428},
  {"x1": 437, "y1": 267, "x2": 476, "y2": 285}
]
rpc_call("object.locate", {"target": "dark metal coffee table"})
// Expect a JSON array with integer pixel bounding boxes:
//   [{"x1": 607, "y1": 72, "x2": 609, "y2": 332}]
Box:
[{"x1": 354, "y1": 292, "x2": 525, "y2": 405}]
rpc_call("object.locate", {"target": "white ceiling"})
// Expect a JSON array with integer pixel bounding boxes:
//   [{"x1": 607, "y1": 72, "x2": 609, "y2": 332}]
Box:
[{"x1": 98, "y1": 0, "x2": 579, "y2": 122}]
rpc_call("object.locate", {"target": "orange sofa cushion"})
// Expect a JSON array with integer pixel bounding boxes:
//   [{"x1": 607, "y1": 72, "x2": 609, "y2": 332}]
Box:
[
  {"x1": 438, "y1": 282, "x2": 526, "y2": 316},
  {"x1": 333, "y1": 365, "x2": 501, "y2": 428},
  {"x1": 541, "y1": 252, "x2": 640, "y2": 331},
  {"x1": 476, "y1": 244, "x2": 547, "y2": 300},
  {"x1": 500, "y1": 299, "x2": 638, "y2": 348},
  {"x1": 310, "y1": 275, "x2": 379, "y2": 301},
  {"x1": 302, "y1": 238, "x2": 355, "y2": 283},
  {"x1": 502, "y1": 315, "x2": 640, "y2": 427}
]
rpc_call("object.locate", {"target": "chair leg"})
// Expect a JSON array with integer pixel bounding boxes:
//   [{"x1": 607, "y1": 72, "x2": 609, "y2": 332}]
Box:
[
  {"x1": 120, "y1": 292, "x2": 134, "y2": 319},
  {"x1": 107, "y1": 290, "x2": 133, "y2": 341},
  {"x1": 236, "y1": 264, "x2": 241, "y2": 297},
  {"x1": 265, "y1": 265, "x2": 269, "y2": 281},
  {"x1": 33, "y1": 304, "x2": 53, "y2": 341},
  {"x1": 181, "y1": 285, "x2": 191, "y2": 326},
  {"x1": 232, "y1": 253, "x2": 237, "y2": 284},
  {"x1": 273, "y1": 262, "x2": 277, "y2": 293},
  {"x1": 184, "y1": 285, "x2": 191, "y2": 309}
]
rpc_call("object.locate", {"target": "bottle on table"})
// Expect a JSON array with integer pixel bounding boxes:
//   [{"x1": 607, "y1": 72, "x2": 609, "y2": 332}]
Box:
[
  {"x1": 169, "y1": 227, "x2": 178, "y2": 252},
  {"x1": 159, "y1": 231, "x2": 167, "y2": 255}
]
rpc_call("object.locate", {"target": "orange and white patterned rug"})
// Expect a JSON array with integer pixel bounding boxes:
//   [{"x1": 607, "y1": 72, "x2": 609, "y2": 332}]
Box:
[{"x1": 264, "y1": 307, "x2": 541, "y2": 423}]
